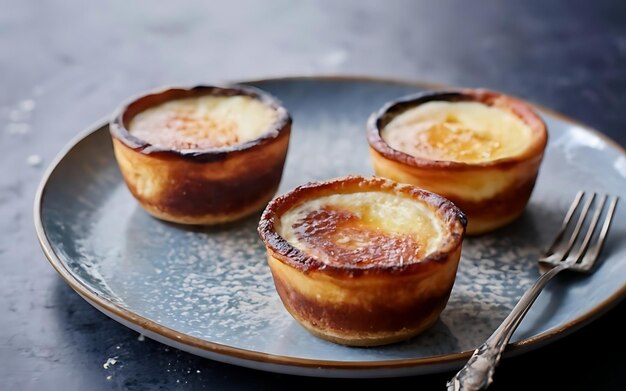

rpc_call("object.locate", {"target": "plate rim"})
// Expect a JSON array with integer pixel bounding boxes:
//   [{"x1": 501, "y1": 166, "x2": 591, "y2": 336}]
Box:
[{"x1": 34, "y1": 75, "x2": 626, "y2": 373}]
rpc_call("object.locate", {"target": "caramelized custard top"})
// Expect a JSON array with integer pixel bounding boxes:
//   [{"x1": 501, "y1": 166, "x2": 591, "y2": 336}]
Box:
[
  {"x1": 381, "y1": 101, "x2": 533, "y2": 163},
  {"x1": 278, "y1": 192, "x2": 442, "y2": 268},
  {"x1": 129, "y1": 95, "x2": 277, "y2": 150}
]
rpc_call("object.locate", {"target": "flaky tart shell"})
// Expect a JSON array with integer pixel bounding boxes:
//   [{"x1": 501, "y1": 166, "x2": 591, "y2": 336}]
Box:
[
  {"x1": 110, "y1": 85, "x2": 291, "y2": 225},
  {"x1": 258, "y1": 176, "x2": 466, "y2": 346},
  {"x1": 367, "y1": 89, "x2": 548, "y2": 235}
]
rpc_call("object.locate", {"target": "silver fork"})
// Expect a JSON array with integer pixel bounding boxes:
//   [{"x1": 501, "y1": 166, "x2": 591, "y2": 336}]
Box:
[{"x1": 447, "y1": 192, "x2": 619, "y2": 391}]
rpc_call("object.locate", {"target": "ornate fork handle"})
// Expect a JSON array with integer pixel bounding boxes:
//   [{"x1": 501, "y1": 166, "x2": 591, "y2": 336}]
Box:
[{"x1": 447, "y1": 263, "x2": 567, "y2": 390}]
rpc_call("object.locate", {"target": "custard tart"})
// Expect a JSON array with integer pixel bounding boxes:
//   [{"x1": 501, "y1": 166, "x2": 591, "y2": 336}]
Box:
[
  {"x1": 367, "y1": 89, "x2": 547, "y2": 235},
  {"x1": 110, "y1": 85, "x2": 291, "y2": 225},
  {"x1": 258, "y1": 176, "x2": 466, "y2": 346}
]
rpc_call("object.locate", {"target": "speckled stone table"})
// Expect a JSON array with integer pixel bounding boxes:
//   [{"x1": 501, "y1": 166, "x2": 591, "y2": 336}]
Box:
[{"x1": 2, "y1": 1, "x2": 625, "y2": 390}]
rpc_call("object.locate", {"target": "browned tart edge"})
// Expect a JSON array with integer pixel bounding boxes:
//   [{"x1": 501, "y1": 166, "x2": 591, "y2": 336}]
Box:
[
  {"x1": 366, "y1": 88, "x2": 548, "y2": 171},
  {"x1": 366, "y1": 89, "x2": 548, "y2": 234},
  {"x1": 257, "y1": 175, "x2": 466, "y2": 345},
  {"x1": 258, "y1": 175, "x2": 467, "y2": 278},
  {"x1": 109, "y1": 84, "x2": 292, "y2": 224}
]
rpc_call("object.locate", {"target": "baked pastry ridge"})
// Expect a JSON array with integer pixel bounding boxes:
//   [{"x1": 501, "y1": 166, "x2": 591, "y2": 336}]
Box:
[
  {"x1": 367, "y1": 90, "x2": 548, "y2": 235},
  {"x1": 110, "y1": 85, "x2": 291, "y2": 225},
  {"x1": 259, "y1": 176, "x2": 466, "y2": 346}
]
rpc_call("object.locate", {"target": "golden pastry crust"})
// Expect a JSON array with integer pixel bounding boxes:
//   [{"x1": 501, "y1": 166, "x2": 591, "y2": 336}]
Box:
[
  {"x1": 110, "y1": 85, "x2": 291, "y2": 225},
  {"x1": 367, "y1": 89, "x2": 548, "y2": 235},
  {"x1": 258, "y1": 176, "x2": 466, "y2": 346}
]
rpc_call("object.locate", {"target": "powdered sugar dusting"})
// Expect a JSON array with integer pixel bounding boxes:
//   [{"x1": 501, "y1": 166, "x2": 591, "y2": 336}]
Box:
[
  {"x1": 40, "y1": 80, "x2": 626, "y2": 366},
  {"x1": 69, "y1": 185, "x2": 292, "y2": 350},
  {"x1": 61, "y1": 123, "x2": 553, "y2": 358},
  {"x1": 442, "y1": 233, "x2": 539, "y2": 348}
]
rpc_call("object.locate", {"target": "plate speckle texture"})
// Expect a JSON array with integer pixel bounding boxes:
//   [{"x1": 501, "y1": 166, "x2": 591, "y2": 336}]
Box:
[{"x1": 39, "y1": 78, "x2": 626, "y2": 372}]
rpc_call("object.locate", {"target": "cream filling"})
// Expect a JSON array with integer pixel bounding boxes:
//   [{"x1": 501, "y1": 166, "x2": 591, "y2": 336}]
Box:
[
  {"x1": 278, "y1": 192, "x2": 443, "y2": 265},
  {"x1": 129, "y1": 95, "x2": 277, "y2": 150},
  {"x1": 381, "y1": 101, "x2": 533, "y2": 163}
]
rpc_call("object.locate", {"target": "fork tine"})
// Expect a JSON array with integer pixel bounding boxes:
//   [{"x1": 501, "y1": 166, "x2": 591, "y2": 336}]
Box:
[
  {"x1": 554, "y1": 192, "x2": 596, "y2": 262},
  {"x1": 582, "y1": 196, "x2": 619, "y2": 266},
  {"x1": 570, "y1": 194, "x2": 607, "y2": 264},
  {"x1": 543, "y1": 192, "x2": 596, "y2": 263},
  {"x1": 544, "y1": 191, "x2": 584, "y2": 257}
]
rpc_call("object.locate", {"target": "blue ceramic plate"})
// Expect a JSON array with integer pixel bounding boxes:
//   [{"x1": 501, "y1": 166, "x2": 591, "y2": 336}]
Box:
[{"x1": 35, "y1": 77, "x2": 626, "y2": 378}]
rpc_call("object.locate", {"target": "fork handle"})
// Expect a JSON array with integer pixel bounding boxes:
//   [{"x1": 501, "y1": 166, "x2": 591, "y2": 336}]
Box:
[{"x1": 447, "y1": 264, "x2": 567, "y2": 390}]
